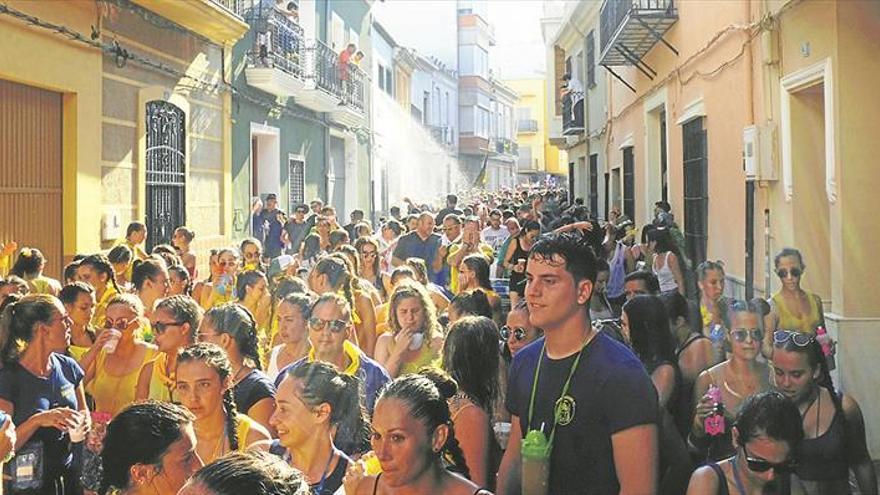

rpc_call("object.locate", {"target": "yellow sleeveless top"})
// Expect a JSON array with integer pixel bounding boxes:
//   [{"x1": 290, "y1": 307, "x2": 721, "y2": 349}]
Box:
[
  {"x1": 143, "y1": 353, "x2": 175, "y2": 403},
  {"x1": 390, "y1": 333, "x2": 441, "y2": 376},
  {"x1": 772, "y1": 291, "x2": 823, "y2": 335},
  {"x1": 89, "y1": 346, "x2": 158, "y2": 416},
  {"x1": 235, "y1": 413, "x2": 255, "y2": 449}
]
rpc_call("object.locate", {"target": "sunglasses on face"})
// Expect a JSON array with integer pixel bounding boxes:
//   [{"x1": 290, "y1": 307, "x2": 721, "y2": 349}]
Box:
[
  {"x1": 730, "y1": 328, "x2": 764, "y2": 343},
  {"x1": 742, "y1": 444, "x2": 796, "y2": 473},
  {"x1": 104, "y1": 318, "x2": 132, "y2": 330},
  {"x1": 500, "y1": 326, "x2": 528, "y2": 341},
  {"x1": 360, "y1": 251, "x2": 377, "y2": 258},
  {"x1": 153, "y1": 321, "x2": 185, "y2": 334},
  {"x1": 244, "y1": 252, "x2": 261, "y2": 260},
  {"x1": 776, "y1": 267, "x2": 802, "y2": 279},
  {"x1": 308, "y1": 317, "x2": 348, "y2": 333},
  {"x1": 773, "y1": 330, "x2": 814, "y2": 347}
]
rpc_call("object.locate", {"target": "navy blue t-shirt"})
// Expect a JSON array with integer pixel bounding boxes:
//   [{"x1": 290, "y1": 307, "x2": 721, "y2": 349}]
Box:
[
  {"x1": 506, "y1": 332, "x2": 659, "y2": 495},
  {"x1": 0, "y1": 353, "x2": 84, "y2": 480},
  {"x1": 392, "y1": 232, "x2": 441, "y2": 270}
]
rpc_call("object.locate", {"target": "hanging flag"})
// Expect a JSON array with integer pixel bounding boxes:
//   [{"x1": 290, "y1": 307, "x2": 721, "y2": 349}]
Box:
[{"x1": 473, "y1": 153, "x2": 489, "y2": 188}]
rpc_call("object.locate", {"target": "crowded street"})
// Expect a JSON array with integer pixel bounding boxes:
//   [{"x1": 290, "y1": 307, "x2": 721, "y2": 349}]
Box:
[{"x1": 2, "y1": 0, "x2": 880, "y2": 494}]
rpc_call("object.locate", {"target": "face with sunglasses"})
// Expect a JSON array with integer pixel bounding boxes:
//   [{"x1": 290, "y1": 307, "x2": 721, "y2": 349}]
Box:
[
  {"x1": 727, "y1": 312, "x2": 762, "y2": 359},
  {"x1": 307, "y1": 301, "x2": 351, "y2": 359},
  {"x1": 151, "y1": 308, "x2": 190, "y2": 353},
  {"x1": 504, "y1": 309, "x2": 541, "y2": 356},
  {"x1": 775, "y1": 255, "x2": 804, "y2": 291},
  {"x1": 733, "y1": 432, "x2": 796, "y2": 486}
]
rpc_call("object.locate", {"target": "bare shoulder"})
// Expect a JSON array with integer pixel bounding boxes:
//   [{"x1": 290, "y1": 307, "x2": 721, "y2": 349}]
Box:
[{"x1": 687, "y1": 464, "x2": 721, "y2": 494}]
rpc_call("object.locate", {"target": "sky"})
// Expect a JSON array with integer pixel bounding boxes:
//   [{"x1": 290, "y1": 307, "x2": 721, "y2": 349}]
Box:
[{"x1": 373, "y1": 0, "x2": 546, "y2": 81}]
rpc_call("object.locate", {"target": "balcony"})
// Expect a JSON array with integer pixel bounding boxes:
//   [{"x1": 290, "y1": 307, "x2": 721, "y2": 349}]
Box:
[
  {"x1": 330, "y1": 65, "x2": 368, "y2": 127},
  {"x1": 490, "y1": 137, "x2": 518, "y2": 158},
  {"x1": 427, "y1": 125, "x2": 455, "y2": 148},
  {"x1": 295, "y1": 39, "x2": 343, "y2": 113},
  {"x1": 599, "y1": 0, "x2": 678, "y2": 85},
  {"x1": 562, "y1": 94, "x2": 584, "y2": 135},
  {"x1": 517, "y1": 119, "x2": 538, "y2": 133},
  {"x1": 243, "y1": 5, "x2": 306, "y2": 97},
  {"x1": 129, "y1": 0, "x2": 248, "y2": 45}
]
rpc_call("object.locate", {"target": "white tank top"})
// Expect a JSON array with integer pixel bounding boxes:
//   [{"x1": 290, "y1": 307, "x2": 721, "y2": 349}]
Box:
[{"x1": 653, "y1": 251, "x2": 678, "y2": 292}]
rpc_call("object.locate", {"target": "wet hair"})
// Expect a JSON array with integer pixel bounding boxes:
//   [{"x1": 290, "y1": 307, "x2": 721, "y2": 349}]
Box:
[
  {"x1": 328, "y1": 229, "x2": 349, "y2": 249},
  {"x1": 529, "y1": 231, "x2": 598, "y2": 284},
  {"x1": 107, "y1": 245, "x2": 133, "y2": 267},
  {"x1": 153, "y1": 249, "x2": 182, "y2": 269},
  {"x1": 126, "y1": 221, "x2": 146, "y2": 239},
  {"x1": 285, "y1": 361, "x2": 371, "y2": 455},
  {"x1": 622, "y1": 295, "x2": 676, "y2": 366},
  {"x1": 99, "y1": 401, "x2": 195, "y2": 495},
  {"x1": 106, "y1": 293, "x2": 146, "y2": 318},
  {"x1": 460, "y1": 253, "x2": 492, "y2": 291},
  {"x1": 312, "y1": 256, "x2": 357, "y2": 313},
  {"x1": 168, "y1": 265, "x2": 192, "y2": 296},
  {"x1": 174, "y1": 226, "x2": 195, "y2": 243},
  {"x1": 388, "y1": 282, "x2": 441, "y2": 338},
  {"x1": 624, "y1": 270, "x2": 661, "y2": 294},
  {"x1": 647, "y1": 228, "x2": 677, "y2": 254},
  {"x1": 641, "y1": 224, "x2": 657, "y2": 245},
  {"x1": 734, "y1": 390, "x2": 803, "y2": 448},
  {"x1": 404, "y1": 258, "x2": 430, "y2": 285},
  {"x1": 0, "y1": 276, "x2": 28, "y2": 296},
  {"x1": 443, "y1": 316, "x2": 500, "y2": 413},
  {"x1": 382, "y1": 218, "x2": 403, "y2": 236},
  {"x1": 80, "y1": 254, "x2": 121, "y2": 294},
  {"x1": 59, "y1": 281, "x2": 95, "y2": 306},
  {"x1": 132, "y1": 258, "x2": 167, "y2": 292},
  {"x1": 63, "y1": 261, "x2": 81, "y2": 284},
  {"x1": 0, "y1": 294, "x2": 58, "y2": 365},
  {"x1": 336, "y1": 244, "x2": 360, "y2": 274},
  {"x1": 280, "y1": 293, "x2": 314, "y2": 321},
  {"x1": 235, "y1": 270, "x2": 267, "y2": 301},
  {"x1": 188, "y1": 450, "x2": 309, "y2": 495},
  {"x1": 774, "y1": 247, "x2": 804, "y2": 269},
  {"x1": 10, "y1": 247, "x2": 45, "y2": 278},
  {"x1": 155, "y1": 295, "x2": 203, "y2": 340},
  {"x1": 376, "y1": 371, "x2": 470, "y2": 478},
  {"x1": 311, "y1": 292, "x2": 352, "y2": 323},
  {"x1": 203, "y1": 303, "x2": 262, "y2": 370},
  {"x1": 301, "y1": 234, "x2": 322, "y2": 260},
  {"x1": 390, "y1": 265, "x2": 416, "y2": 285},
  {"x1": 240, "y1": 238, "x2": 262, "y2": 257},
  {"x1": 697, "y1": 260, "x2": 726, "y2": 280},
  {"x1": 449, "y1": 290, "x2": 493, "y2": 320},
  {"x1": 178, "y1": 343, "x2": 240, "y2": 451}
]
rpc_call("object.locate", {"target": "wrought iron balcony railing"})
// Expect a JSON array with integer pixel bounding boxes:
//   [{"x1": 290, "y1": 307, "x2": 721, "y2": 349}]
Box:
[
  {"x1": 340, "y1": 64, "x2": 367, "y2": 113},
  {"x1": 490, "y1": 137, "x2": 518, "y2": 156},
  {"x1": 243, "y1": 4, "x2": 304, "y2": 79},
  {"x1": 518, "y1": 119, "x2": 538, "y2": 133},
  {"x1": 562, "y1": 93, "x2": 584, "y2": 135},
  {"x1": 599, "y1": 0, "x2": 678, "y2": 88},
  {"x1": 307, "y1": 39, "x2": 343, "y2": 98}
]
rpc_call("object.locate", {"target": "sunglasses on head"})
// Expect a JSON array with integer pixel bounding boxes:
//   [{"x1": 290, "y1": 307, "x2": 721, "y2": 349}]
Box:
[
  {"x1": 742, "y1": 444, "x2": 796, "y2": 473},
  {"x1": 776, "y1": 267, "x2": 802, "y2": 279},
  {"x1": 773, "y1": 330, "x2": 814, "y2": 347},
  {"x1": 500, "y1": 326, "x2": 527, "y2": 341},
  {"x1": 308, "y1": 317, "x2": 348, "y2": 333},
  {"x1": 730, "y1": 328, "x2": 764, "y2": 343}
]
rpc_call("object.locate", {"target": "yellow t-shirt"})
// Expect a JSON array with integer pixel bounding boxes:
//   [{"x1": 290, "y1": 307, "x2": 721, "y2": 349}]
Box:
[
  {"x1": 88, "y1": 346, "x2": 158, "y2": 417},
  {"x1": 447, "y1": 243, "x2": 495, "y2": 294},
  {"x1": 142, "y1": 353, "x2": 175, "y2": 403}
]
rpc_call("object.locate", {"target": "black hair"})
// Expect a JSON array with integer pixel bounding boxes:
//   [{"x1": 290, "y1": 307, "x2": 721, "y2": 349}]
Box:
[
  {"x1": 774, "y1": 247, "x2": 804, "y2": 269},
  {"x1": 624, "y1": 270, "x2": 661, "y2": 294},
  {"x1": 168, "y1": 265, "x2": 192, "y2": 296},
  {"x1": 132, "y1": 258, "x2": 167, "y2": 292},
  {"x1": 280, "y1": 293, "x2": 314, "y2": 321},
  {"x1": 301, "y1": 234, "x2": 322, "y2": 260},
  {"x1": 59, "y1": 281, "x2": 95, "y2": 305},
  {"x1": 641, "y1": 224, "x2": 657, "y2": 245},
  {"x1": 529, "y1": 230, "x2": 598, "y2": 284},
  {"x1": 189, "y1": 450, "x2": 309, "y2": 495},
  {"x1": 107, "y1": 245, "x2": 133, "y2": 266},
  {"x1": 80, "y1": 254, "x2": 121, "y2": 294},
  {"x1": 99, "y1": 401, "x2": 195, "y2": 495},
  {"x1": 174, "y1": 226, "x2": 195, "y2": 243},
  {"x1": 595, "y1": 257, "x2": 610, "y2": 273},
  {"x1": 286, "y1": 361, "x2": 371, "y2": 455},
  {"x1": 461, "y1": 253, "x2": 492, "y2": 291},
  {"x1": 203, "y1": 304, "x2": 263, "y2": 370},
  {"x1": 10, "y1": 248, "x2": 45, "y2": 278},
  {"x1": 155, "y1": 295, "x2": 202, "y2": 339},
  {"x1": 443, "y1": 316, "x2": 500, "y2": 413},
  {"x1": 521, "y1": 220, "x2": 541, "y2": 233},
  {"x1": 383, "y1": 218, "x2": 403, "y2": 236},
  {"x1": 449, "y1": 290, "x2": 493, "y2": 320},
  {"x1": 63, "y1": 261, "x2": 81, "y2": 284},
  {"x1": 647, "y1": 228, "x2": 678, "y2": 254},
  {"x1": 622, "y1": 295, "x2": 676, "y2": 366},
  {"x1": 178, "y1": 343, "x2": 240, "y2": 451},
  {"x1": 328, "y1": 229, "x2": 349, "y2": 249},
  {"x1": 312, "y1": 256, "x2": 356, "y2": 313},
  {"x1": 0, "y1": 294, "x2": 58, "y2": 365},
  {"x1": 735, "y1": 390, "x2": 804, "y2": 448},
  {"x1": 235, "y1": 270, "x2": 267, "y2": 301},
  {"x1": 126, "y1": 221, "x2": 146, "y2": 239},
  {"x1": 376, "y1": 371, "x2": 470, "y2": 478}
]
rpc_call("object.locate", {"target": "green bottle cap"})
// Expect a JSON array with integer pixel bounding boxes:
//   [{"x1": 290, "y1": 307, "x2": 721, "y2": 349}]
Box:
[{"x1": 521, "y1": 430, "x2": 551, "y2": 459}]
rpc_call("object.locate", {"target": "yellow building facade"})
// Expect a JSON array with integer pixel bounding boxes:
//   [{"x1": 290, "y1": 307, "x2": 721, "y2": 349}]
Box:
[{"x1": 506, "y1": 78, "x2": 565, "y2": 182}]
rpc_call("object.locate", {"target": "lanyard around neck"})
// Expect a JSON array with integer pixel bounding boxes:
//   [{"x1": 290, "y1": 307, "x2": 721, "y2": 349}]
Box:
[{"x1": 526, "y1": 335, "x2": 592, "y2": 448}]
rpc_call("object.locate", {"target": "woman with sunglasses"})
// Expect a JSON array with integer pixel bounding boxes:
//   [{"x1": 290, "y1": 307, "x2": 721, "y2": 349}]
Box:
[
  {"x1": 374, "y1": 282, "x2": 444, "y2": 379},
  {"x1": 197, "y1": 304, "x2": 276, "y2": 433},
  {"x1": 135, "y1": 295, "x2": 201, "y2": 402},
  {"x1": 762, "y1": 248, "x2": 826, "y2": 359},
  {"x1": 771, "y1": 331, "x2": 877, "y2": 494},
  {"x1": 240, "y1": 238, "x2": 264, "y2": 272},
  {"x1": 86, "y1": 294, "x2": 158, "y2": 417},
  {"x1": 197, "y1": 249, "x2": 239, "y2": 311},
  {"x1": 355, "y1": 237, "x2": 386, "y2": 301},
  {"x1": 501, "y1": 300, "x2": 543, "y2": 360},
  {"x1": 686, "y1": 391, "x2": 802, "y2": 495},
  {"x1": 691, "y1": 299, "x2": 771, "y2": 462},
  {"x1": 267, "y1": 361, "x2": 369, "y2": 494},
  {"x1": 176, "y1": 343, "x2": 271, "y2": 465}
]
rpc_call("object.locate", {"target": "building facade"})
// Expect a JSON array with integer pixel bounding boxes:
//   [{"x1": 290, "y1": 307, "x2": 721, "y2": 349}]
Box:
[
  {"x1": 545, "y1": 0, "x2": 880, "y2": 456},
  {"x1": 506, "y1": 78, "x2": 565, "y2": 184}
]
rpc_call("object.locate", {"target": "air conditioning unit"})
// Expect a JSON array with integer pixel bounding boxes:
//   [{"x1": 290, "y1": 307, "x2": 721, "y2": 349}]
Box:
[{"x1": 743, "y1": 124, "x2": 778, "y2": 181}]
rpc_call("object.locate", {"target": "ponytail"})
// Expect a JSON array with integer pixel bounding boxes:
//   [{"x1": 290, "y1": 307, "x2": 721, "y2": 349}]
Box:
[
  {"x1": 204, "y1": 303, "x2": 263, "y2": 370},
  {"x1": 81, "y1": 254, "x2": 121, "y2": 295},
  {"x1": 0, "y1": 294, "x2": 56, "y2": 365}
]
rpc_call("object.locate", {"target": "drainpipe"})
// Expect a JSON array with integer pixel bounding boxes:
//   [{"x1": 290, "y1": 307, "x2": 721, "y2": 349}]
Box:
[{"x1": 744, "y1": 0, "x2": 756, "y2": 299}]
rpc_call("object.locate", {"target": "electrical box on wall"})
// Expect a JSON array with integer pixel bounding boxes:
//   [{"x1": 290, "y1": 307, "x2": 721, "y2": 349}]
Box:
[
  {"x1": 101, "y1": 211, "x2": 122, "y2": 241},
  {"x1": 743, "y1": 124, "x2": 778, "y2": 181}
]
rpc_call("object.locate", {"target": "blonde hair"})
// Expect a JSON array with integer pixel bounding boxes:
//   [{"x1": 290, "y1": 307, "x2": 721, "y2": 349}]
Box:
[
  {"x1": 387, "y1": 282, "x2": 441, "y2": 338},
  {"x1": 106, "y1": 293, "x2": 145, "y2": 317}
]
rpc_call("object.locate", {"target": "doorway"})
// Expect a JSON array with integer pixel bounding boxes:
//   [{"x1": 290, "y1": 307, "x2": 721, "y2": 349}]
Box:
[{"x1": 250, "y1": 123, "x2": 280, "y2": 201}]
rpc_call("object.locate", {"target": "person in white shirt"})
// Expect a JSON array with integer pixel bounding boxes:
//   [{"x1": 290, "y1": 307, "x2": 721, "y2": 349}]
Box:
[{"x1": 481, "y1": 208, "x2": 510, "y2": 251}]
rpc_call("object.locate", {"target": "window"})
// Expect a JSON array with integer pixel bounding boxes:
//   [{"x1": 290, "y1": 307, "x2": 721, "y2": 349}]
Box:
[
  {"x1": 384, "y1": 67, "x2": 393, "y2": 95},
  {"x1": 145, "y1": 101, "x2": 186, "y2": 250},
  {"x1": 331, "y1": 13, "x2": 345, "y2": 51},
  {"x1": 683, "y1": 117, "x2": 708, "y2": 270},
  {"x1": 518, "y1": 146, "x2": 533, "y2": 170},
  {"x1": 622, "y1": 147, "x2": 635, "y2": 220},
  {"x1": 378, "y1": 66, "x2": 385, "y2": 92},
  {"x1": 288, "y1": 156, "x2": 305, "y2": 207},
  {"x1": 586, "y1": 31, "x2": 596, "y2": 88},
  {"x1": 477, "y1": 107, "x2": 489, "y2": 138},
  {"x1": 589, "y1": 154, "x2": 599, "y2": 215}
]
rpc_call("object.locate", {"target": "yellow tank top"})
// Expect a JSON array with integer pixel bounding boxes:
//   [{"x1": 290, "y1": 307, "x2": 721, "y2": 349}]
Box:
[
  {"x1": 89, "y1": 346, "x2": 157, "y2": 417},
  {"x1": 390, "y1": 333, "x2": 442, "y2": 376},
  {"x1": 235, "y1": 413, "x2": 254, "y2": 449},
  {"x1": 144, "y1": 353, "x2": 175, "y2": 403},
  {"x1": 772, "y1": 291, "x2": 823, "y2": 335}
]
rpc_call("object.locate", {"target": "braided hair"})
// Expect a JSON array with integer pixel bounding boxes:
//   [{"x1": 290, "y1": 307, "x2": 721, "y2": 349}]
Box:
[
  {"x1": 375, "y1": 370, "x2": 471, "y2": 479},
  {"x1": 178, "y1": 343, "x2": 240, "y2": 451},
  {"x1": 80, "y1": 253, "x2": 121, "y2": 295},
  {"x1": 204, "y1": 303, "x2": 262, "y2": 370}
]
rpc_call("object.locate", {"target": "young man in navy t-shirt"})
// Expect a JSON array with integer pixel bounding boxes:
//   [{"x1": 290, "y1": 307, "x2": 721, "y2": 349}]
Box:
[{"x1": 497, "y1": 231, "x2": 659, "y2": 495}]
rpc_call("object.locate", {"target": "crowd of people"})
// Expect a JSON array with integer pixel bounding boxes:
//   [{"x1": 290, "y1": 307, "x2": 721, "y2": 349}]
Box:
[{"x1": 0, "y1": 185, "x2": 875, "y2": 495}]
